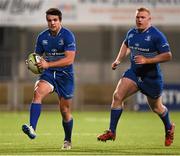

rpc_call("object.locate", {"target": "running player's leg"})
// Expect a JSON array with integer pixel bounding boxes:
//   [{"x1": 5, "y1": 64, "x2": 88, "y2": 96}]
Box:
[
  {"x1": 97, "y1": 77, "x2": 138, "y2": 141},
  {"x1": 55, "y1": 70, "x2": 74, "y2": 149},
  {"x1": 147, "y1": 96, "x2": 175, "y2": 146},
  {"x1": 110, "y1": 78, "x2": 138, "y2": 132},
  {"x1": 31, "y1": 80, "x2": 52, "y2": 129},
  {"x1": 59, "y1": 97, "x2": 73, "y2": 149},
  {"x1": 22, "y1": 80, "x2": 52, "y2": 139}
]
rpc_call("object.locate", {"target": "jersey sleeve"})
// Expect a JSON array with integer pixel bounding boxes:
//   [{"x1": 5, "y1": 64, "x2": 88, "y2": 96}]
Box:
[
  {"x1": 64, "y1": 31, "x2": 76, "y2": 52},
  {"x1": 155, "y1": 31, "x2": 171, "y2": 53},
  {"x1": 124, "y1": 29, "x2": 132, "y2": 47},
  {"x1": 124, "y1": 33, "x2": 129, "y2": 47},
  {"x1": 35, "y1": 35, "x2": 44, "y2": 55}
]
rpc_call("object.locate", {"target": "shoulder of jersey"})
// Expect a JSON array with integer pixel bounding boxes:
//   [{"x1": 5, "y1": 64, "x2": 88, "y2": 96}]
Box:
[
  {"x1": 38, "y1": 29, "x2": 49, "y2": 38},
  {"x1": 127, "y1": 27, "x2": 136, "y2": 34},
  {"x1": 150, "y1": 26, "x2": 160, "y2": 33},
  {"x1": 62, "y1": 27, "x2": 74, "y2": 36}
]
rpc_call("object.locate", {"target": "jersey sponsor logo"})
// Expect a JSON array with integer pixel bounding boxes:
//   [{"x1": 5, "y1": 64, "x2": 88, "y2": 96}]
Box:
[
  {"x1": 129, "y1": 46, "x2": 150, "y2": 52},
  {"x1": 45, "y1": 49, "x2": 65, "y2": 56},
  {"x1": 42, "y1": 40, "x2": 48, "y2": 45},
  {"x1": 132, "y1": 50, "x2": 158, "y2": 57},
  {"x1": 45, "y1": 52, "x2": 65, "y2": 56}
]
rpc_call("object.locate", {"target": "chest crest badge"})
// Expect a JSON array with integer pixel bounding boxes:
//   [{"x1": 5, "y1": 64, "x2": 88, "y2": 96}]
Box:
[
  {"x1": 145, "y1": 35, "x2": 151, "y2": 41},
  {"x1": 59, "y1": 39, "x2": 64, "y2": 46}
]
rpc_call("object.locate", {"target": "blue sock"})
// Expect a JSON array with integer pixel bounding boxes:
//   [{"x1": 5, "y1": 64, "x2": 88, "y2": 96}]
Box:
[
  {"x1": 109, "y1": 108, "x2": 123, "y2": 133},
  {"x1": 159, "y1": 107, "x2": 171, "y2": 132},
  {"x1": 62, "y1": 118, "x2": 73, "y2": 142},
  {"x1": 30, "y1": 103, "x2": 41, "y2": 130}
]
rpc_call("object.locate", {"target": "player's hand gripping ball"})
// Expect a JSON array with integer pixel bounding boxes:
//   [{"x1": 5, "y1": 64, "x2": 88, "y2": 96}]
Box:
[{"x1": 26, "y1": 53, "x2": 43, "y2": 74}]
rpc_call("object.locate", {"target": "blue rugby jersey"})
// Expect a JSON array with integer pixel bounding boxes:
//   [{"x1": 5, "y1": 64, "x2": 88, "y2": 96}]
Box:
[
  {"x1": 124, "y1": 26, "x2": 170, "y2": 78},
  {"x1": 35, "y1": 27, "x2": 76, "y2": 72}
]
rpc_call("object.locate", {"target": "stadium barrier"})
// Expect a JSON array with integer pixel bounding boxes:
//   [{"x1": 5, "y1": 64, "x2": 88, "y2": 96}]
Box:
[
  {"x1": 0, "y1": 82, "x2": 134, "y2": 111},
  {"x1": 136, "y1": 84, "x2": 180, "y2": 111}
]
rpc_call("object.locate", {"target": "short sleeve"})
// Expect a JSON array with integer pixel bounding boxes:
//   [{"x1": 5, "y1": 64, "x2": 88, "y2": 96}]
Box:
[
  {"x1": 64, "y1": 31, "x2": 76, "y2": 52},
  {"x1": 124, "y1": 35, "x2": 128, "y2": 47},
  {"x1": 35, "y1": 35, "x2": 44, "y2": 55},
  {"x1": 124, "y1": 29, "x2": 133, "y2": 47},
  {"x1": 155, "y1": 31, "x2": 171, "y2": 53}
]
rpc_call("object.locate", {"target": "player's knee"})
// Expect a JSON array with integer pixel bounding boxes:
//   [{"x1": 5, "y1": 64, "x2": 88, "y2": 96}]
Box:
[
  {"x1": 113, "y1": 91, "x2": 122, "y2": 103},
  {"x1": 152, "y1": 107, "x2": 158, "y2": 113},
  {"x1": 34, "y1": 90, "x2": 40, "y2": 98},
  {"x1": 61, "y1": 111, "x2": 67, "y2": 119},
  {"x1": 151, "y1": 106, "x2": 163, "y2": 114},
  {"x1": 61, "y1": 106, "x2": 68, "y2": 115},
  {"x1": 61, "y1": 109, "x2": 71, "y2": 121},
  {"x1": 33, "y1": 89, "x2": 44, "y2": 101}
]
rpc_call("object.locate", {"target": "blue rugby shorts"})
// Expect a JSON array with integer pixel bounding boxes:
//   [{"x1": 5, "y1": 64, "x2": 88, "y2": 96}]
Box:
[
  {"x1": 38, "y1": 69, "x2": 74, "y2": 99},
  {"x1": 123, "y1": 68, "x2": 163, "y2": 99}
]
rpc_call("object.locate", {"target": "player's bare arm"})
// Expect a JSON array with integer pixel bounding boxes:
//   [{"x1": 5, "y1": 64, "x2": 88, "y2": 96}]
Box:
[
  {"x1": 134, "y1": 52, "x2": 172, "y2": 64},
  {"x1": 112, "y1": 42, "x2": 129, "y2": 70},
  {"x1": 37, "y1": 51, "x2": 75, "y2": 69}
]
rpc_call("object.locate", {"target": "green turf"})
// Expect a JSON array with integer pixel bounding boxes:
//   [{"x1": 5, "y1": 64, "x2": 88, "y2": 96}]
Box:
[{"x1": 0, "y1": 111, "x2": 179, "y2": 155}]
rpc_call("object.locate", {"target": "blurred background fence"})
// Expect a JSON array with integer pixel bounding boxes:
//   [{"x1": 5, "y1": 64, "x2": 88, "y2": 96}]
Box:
[{"x1": 0, "y1": 0, "x2": 180, "y2": 111}]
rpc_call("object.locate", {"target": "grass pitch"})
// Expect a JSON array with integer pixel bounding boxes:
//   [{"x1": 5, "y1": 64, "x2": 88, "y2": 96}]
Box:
[{"x1": 0, "y1": 111, "x2": 179, "y2": 155}]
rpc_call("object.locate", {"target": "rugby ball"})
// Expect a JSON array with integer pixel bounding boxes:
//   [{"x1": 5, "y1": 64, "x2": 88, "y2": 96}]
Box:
[{"x1": 27, "y1": 53, "x2": 43, "y2": 74}]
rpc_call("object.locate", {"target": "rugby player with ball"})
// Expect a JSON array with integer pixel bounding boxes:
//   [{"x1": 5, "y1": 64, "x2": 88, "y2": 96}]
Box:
[{"x1": 23, "y1": 8, "x2": 76, "y2": 150}]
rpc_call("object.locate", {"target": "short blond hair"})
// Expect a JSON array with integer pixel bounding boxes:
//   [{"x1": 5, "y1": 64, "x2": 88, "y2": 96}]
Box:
[{"x1": 136, "y1": 7, "x2": 151, "y2": 15}]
